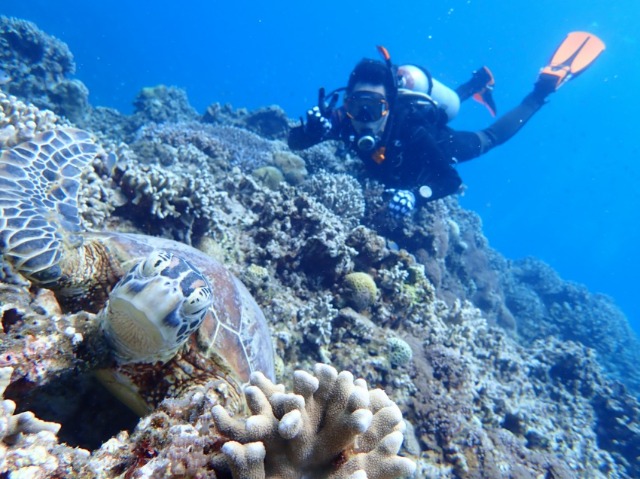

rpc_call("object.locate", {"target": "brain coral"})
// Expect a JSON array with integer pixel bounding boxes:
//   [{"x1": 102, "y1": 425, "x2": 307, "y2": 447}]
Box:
[
  {"x1": 343, "y1": 272, "x2": 378, "y2": 311},
  {"x1": 386, "y1": 337, "x2": 413, "y2": 367}
]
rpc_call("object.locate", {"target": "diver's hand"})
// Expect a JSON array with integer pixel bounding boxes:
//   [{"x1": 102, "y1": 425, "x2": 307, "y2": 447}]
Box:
[
  {"x1": 301, "y1": 87, "x2": 338, "y2": 140},
  {"x1": 304, "y1": 106, "x2": 332, "y2": 138},
  {"x1": 387, "y1": 189, "x2": 416, "y2": 218}
]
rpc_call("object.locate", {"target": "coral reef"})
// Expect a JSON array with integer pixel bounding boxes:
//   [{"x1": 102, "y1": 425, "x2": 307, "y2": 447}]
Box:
[
  {"x1": 130, "y1": 85, "x2": 198, "y2": 128},
  {"x1": 502, "y1": 256, "x2": 640, "y2": 392},
  {"x1": 212, "y1": 364, "x2": 416, "y2": 479},
  {"x1": 0, "y1": 16, "x2": 90, "y2": 123},
  {"x1": 203, "y1": 103, "x2": 290, "y2": 140},
  {"x1": 0, "y1": 367, "x2": 91, "y2": 477},
  {"x1": 301, "y1": 172, "x2": 366, "y2": 227},
  {"x1": 386, "y1": 337, "x2": 413, "y2": 368},
  {"x1": 342, "y1": 272, "x2": 378, "y2": 311},
  {"x1": 252, "y1": 165, "x2": 285, "y2": 190},
  {"x1": 2, "y1": 21, "x2": 640, "y2": 478},
  {"x1": 0, "y1": 91, "x2": 64, "y2": 148}
]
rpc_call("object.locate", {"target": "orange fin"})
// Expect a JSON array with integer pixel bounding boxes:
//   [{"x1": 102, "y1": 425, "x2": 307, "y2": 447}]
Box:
[
  {"x1": 540, "y1": 31, "x2": 606, "y2": 90},
  {"x1": 472, "y1": 67, "x2": 497, "y2": 117}
]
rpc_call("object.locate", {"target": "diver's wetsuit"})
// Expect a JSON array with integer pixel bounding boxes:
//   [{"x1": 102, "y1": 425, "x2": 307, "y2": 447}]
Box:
[{"x1": 289, "y1": 86, "x2": 548, "y2": 203}]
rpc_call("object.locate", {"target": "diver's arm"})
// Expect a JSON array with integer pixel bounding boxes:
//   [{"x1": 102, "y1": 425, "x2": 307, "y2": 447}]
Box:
[
  {"x1": 479, "y1": 89, "x2": 547, "y2": 150},
  {"x1": 288, "y1": 88, "x2": 343, "y2": 150},
  {"x1": 448, "y1": 84, "x2": 550, "y2": 161},
  {"x1": 288, "y1": 123, "x2": 321, "y2": 150}
]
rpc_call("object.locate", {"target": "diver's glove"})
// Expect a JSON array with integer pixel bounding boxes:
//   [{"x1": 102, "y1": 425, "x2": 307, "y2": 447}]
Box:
[
  {"x1": 302, "y1": 87, "x2": 338, "y2": 140},
  {"x1": 387, "y1": 189, "x2": 416, "y2": 218},
  {"x1": 303, "y1": 105, "x2": 332, "y2": 139}
]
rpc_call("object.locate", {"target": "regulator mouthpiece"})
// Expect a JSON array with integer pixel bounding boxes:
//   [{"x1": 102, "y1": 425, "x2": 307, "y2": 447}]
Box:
[{"x1": 357, "y1": 134, "x2": 377, "y2": 151}]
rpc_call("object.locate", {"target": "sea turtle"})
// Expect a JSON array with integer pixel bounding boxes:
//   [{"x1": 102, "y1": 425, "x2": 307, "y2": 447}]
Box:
[{"x1": 0, "y1": 128, "x2": 275, "y2": 415}]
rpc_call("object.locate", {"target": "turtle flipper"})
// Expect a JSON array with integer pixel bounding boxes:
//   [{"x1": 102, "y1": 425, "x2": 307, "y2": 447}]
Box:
[{"x1": 0, "y1": 128, "x2": 99, "y2": 286}]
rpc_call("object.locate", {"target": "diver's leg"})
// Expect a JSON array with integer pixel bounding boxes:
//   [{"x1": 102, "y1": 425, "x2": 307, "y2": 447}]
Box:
[
  {"x1": 479, "y1": 78, "x2": 556, "y2": 150},
  {"x1": 456, "y1": 66, "x2": 494, "y2": 101}
]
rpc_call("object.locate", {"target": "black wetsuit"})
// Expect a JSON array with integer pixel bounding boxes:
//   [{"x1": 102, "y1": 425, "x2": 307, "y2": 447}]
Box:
[{"x1": 289, "y1": 87, "x2": 548, "y2": 203}]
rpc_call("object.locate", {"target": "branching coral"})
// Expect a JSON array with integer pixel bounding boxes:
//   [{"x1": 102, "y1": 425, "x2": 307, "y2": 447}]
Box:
[
  {"x1": 0, "y1": 91, "x2": 63, "y2": 148},
  {"x1": 212, "y1": 363, "x2": 416, "y2": 479},
  {"x1": 0, "y1": 367, "x2": 61, "y2": 444},
  {"x1": 115, "y1": 161, "x2": 217, "y2": 243},
  {"x1": 301, "y1": 172, "x2": 365, "y2": 227},
  {"x1": 0, "y1": 366, "x2": 90, "y2": 476}
]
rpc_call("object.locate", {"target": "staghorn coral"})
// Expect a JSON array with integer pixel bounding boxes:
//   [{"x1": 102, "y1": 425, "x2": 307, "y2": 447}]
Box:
[
  {"x1": 197, "y1": 123, "x2": 277, "y2": 171},
  {"x1": 132, "y1": 120, "x2": 279, "y2": 173},
  {"x1": 298, "y1": 140, "x2": 359, "y2": 175},
  {"x1": 212, "y1": 363, "x2": 416, "y2": 479},
  {"x1": 296, "y1": 294, "x2": 338, "y2": 356}
]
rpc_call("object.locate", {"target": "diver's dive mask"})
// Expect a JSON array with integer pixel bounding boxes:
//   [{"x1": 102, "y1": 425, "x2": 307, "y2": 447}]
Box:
[{"x1": 345, "y1": 91, "x2": 390, "y2": 122}]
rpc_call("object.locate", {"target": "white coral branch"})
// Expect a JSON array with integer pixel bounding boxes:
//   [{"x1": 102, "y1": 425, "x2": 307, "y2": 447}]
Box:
[
  {"x1": 0, "y1": 367, "x2": 62, "y2": 445},
  {"x1": 212, "y1": 363, "x2": 416, "y2": 479}
]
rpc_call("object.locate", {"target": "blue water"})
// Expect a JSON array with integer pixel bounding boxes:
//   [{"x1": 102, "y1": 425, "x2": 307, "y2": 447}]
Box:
[{"x1": 3, "y1": 0, "x2": 639, "y2": 330}]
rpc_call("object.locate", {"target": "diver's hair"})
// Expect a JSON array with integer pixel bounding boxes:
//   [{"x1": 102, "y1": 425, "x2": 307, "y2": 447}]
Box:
[{"x1": 347, "y1": 59, "x2": 397, "y2": 100}]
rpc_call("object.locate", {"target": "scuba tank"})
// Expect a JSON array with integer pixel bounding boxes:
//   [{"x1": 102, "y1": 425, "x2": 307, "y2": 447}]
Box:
[{"x1": 397, "y1": 64, "x2": 460, "y2": 122}]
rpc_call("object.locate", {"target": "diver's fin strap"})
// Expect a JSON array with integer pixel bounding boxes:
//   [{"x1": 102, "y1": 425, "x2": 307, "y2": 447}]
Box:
[{"x1": 540, "y1": 31, "x2": 606, "y2": 90}]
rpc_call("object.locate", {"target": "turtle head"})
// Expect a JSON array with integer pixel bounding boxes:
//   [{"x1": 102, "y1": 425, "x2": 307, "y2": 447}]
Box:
[{"x1": 99, "y1": 250, "x2": 213, "y2": 364}]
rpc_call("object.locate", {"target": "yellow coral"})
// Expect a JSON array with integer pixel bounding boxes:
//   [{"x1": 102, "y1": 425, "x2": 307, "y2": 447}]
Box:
[
  {"x1": 271, "y1": 150, "x2": 307, "y2": 185},
  {"x1": 344, "y1": 272, "x2": 378, "y2": 311},
  {"x1": 252, "y1": 166, "x2": 284, "y2": 190}
]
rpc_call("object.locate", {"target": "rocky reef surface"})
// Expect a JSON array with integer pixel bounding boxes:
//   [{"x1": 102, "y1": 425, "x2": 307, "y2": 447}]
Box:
[{"x1": 2, "y1": 15, "x2": 640, "y2": 478}]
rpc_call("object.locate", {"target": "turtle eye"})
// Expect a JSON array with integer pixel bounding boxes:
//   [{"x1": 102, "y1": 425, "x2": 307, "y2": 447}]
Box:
[
  {"x1": 182, "y1": 284, "x2": 213, "y2": 317},
  {"x1": 140, "y1": 250, "x2": 173, "y2": 277}
]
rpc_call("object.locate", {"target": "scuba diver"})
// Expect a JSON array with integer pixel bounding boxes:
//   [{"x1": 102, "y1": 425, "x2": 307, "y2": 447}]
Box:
[{"x1": 288, "y1": 32, "x2": 605, "y2": 218}]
